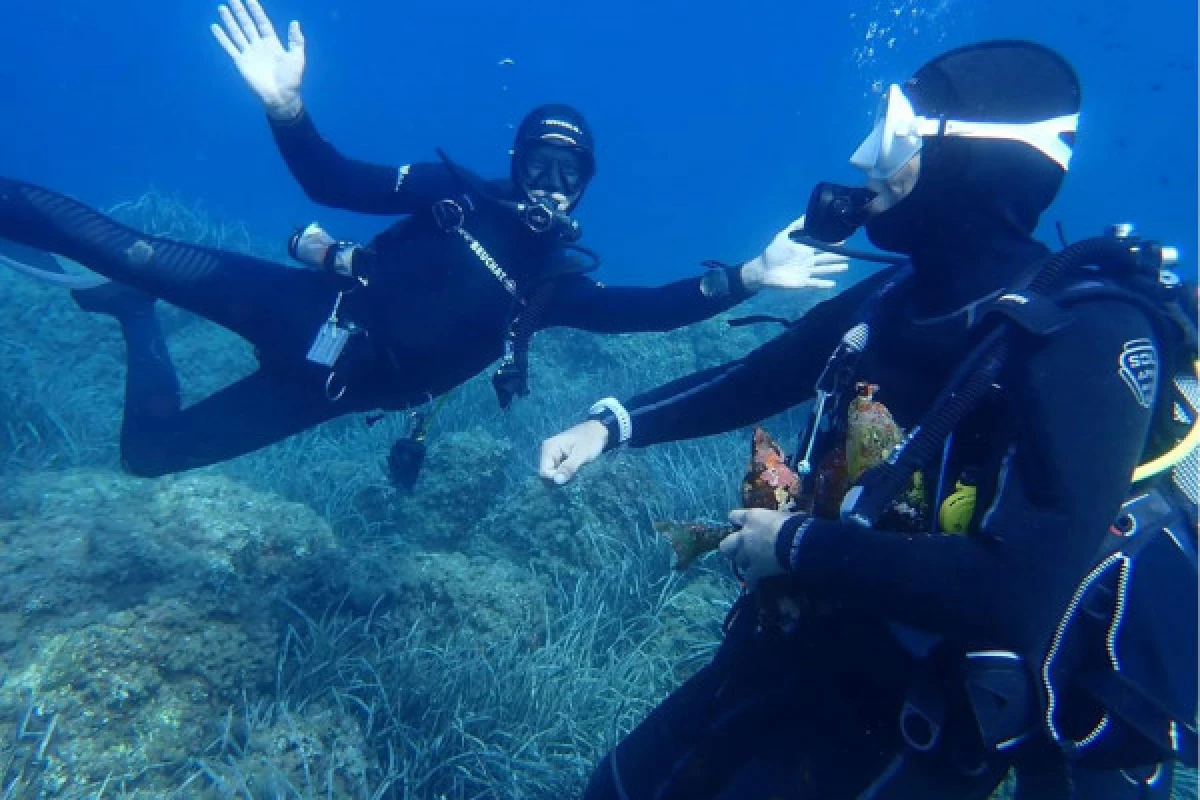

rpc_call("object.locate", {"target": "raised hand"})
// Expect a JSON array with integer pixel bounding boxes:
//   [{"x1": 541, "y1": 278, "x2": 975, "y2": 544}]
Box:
[
  {"x1": 211, "y1": 0, "x2": 307, "y2": 119},
  {"x1": 741, "y1": 215, "x2": 851, "y2": 292}
]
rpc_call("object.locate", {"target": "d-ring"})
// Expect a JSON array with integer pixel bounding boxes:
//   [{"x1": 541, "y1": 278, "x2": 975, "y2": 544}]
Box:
[{"x1": 325, "y1": 371, "x2": 348, "y2": 402}]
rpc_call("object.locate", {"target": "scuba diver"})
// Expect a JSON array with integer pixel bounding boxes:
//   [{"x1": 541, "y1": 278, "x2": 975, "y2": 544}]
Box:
[
  {"x1": 0, "y1": 0, "x2": 847, "y2": 479},
  {"x1": 540, "y1": 40, "x2": 1197, "y2": 798}
]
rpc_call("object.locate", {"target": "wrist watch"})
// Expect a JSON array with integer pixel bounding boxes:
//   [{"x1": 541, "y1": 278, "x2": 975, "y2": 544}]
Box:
[
  {"x1": 699, "y1": 265, "x2": 732, "y2": 298},
  {"x1": 588, "y1": 396, "x2": 632, "y2": 450},
  {"x1": 321, "y1": 242, "x2": 372, "y2": 288},
  {"x1": 322, "y1": 242, "x2": 357, "y2": 277}
]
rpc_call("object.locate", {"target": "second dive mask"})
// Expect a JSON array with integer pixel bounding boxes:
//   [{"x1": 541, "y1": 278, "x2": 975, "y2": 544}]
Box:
[
  {"x1": 850, "y1": 83, "x2": 1079, "y2": 181},
  {"x1": 801, "y1": 82, "x2": 1081, "y2": 246}
]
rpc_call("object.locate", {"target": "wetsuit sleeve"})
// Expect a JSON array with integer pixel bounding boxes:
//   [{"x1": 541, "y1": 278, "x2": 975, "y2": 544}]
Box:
[
  {"x1": 775, "y1": 299, "x2": 1160, "y2": 648},
  {"x1": 268, "y1": 111, "x2": 452, "y2": 214},
  {"x1": 620, "y1": 273, "x2": 893, "y2": 447},
  {"x1": 540, "y1": 268, "x2": 751, "y2": 333}
]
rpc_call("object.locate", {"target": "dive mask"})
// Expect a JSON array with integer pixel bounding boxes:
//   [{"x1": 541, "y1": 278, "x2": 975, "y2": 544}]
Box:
[
  {"x1": 509, "y1": 142, "x2": 589, "y2": 240},
  {"x1": 515, "y1": 143, "x2": 592, "y2": 204},
  {"x1": 850, "y1": 83, "x2": 1080, "y2": 181}
]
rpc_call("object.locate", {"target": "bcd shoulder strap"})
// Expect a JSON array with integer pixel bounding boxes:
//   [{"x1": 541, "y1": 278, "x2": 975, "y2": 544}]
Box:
[{"x1": 842, "y1": 234, "x2": 1183, "y2": 527}]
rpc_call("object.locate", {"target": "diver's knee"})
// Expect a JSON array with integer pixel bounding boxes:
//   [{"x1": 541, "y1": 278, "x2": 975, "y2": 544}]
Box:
[
  {"x1": 119, "y1": 442, "x2": 173, "y2": 478},
  {"x1": 581, "y1": 753, "x2": 624, "y2": 800}
]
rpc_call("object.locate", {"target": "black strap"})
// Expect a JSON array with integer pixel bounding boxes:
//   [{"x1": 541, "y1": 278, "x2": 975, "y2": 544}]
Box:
[
  {"x1": 1078, "y1": 670, "x2": 1199, "y2": 767},
  {"x1": 728, "y1": 313, "x2": 795, "y2": 329},
  {"x1": 493, "y1": 280, "x2": 558, "y2": 408},
  {"x1": 979, "y1": 290, "x2": 1072, "y2": 336},
  {"x1": 491, "y1": 251, "x2": 601, "y2": 408},
  {"x1": 844, "y1": 327, "x2": 1007, "y2": 526}
]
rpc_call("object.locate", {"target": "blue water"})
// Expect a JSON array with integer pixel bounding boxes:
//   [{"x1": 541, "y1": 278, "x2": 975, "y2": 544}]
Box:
[
  {"x1": 0, "y1": 4, "x2": 1196, "y2": 796},
  {"x1": 0, "y1": 0, "x2": 1194, "y2": 284}
]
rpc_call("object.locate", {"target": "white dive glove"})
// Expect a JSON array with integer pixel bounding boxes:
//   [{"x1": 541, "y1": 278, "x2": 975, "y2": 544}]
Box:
[
  {"x1": 212, "y1": 0, "x2": 307, "y2": 120},
  {"x1": 740, "y1": 214, "x2": 851, "y2": 291}
]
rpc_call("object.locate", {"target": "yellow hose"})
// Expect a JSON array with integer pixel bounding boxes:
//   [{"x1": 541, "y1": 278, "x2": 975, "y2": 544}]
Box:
[
  {"x1": 1132, "y1": 360, "x2": 1200, "y2": 483},
  {"x1": 413, "y1": 393, "x2": 452, "y2": 442}
]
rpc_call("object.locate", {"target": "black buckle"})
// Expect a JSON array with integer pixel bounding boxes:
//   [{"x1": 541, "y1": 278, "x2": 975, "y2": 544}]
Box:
[{"x1": 962, "y1": 650, "x2": 1037, "y2": 752}]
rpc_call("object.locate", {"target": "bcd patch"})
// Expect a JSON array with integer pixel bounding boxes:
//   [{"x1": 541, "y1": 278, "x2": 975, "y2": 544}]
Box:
[{"x1": 1118, "y1": 338, "x2": 1159, "y2": 409}]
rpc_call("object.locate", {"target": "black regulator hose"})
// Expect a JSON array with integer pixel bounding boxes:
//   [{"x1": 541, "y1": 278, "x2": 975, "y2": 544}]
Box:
[
  {"x1": 789, "y1": 233, "x2": 911, "y2": 267},
  {"x1": 1025, "y1": 234, "x2": 1156, "y2": 294}
]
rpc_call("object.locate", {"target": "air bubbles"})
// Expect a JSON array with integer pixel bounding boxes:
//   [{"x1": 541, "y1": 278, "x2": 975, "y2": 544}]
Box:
[{"x1": 850, "y1": 0, "x2": 961, "y2": 91}]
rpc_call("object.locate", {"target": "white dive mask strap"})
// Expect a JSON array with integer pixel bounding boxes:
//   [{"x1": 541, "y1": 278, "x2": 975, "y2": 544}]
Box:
[{"x1": 850, "y1": 83, "x2": 1079, "y2": 180}]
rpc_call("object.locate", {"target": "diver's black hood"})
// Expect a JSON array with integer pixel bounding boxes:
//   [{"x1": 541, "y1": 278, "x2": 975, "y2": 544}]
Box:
[
  {"x1": 865, "y1": 41, "x2": 1082, "y2": 312},
  {"x1": 511, "y1": 103, "x2": 596, "y2": 209}
]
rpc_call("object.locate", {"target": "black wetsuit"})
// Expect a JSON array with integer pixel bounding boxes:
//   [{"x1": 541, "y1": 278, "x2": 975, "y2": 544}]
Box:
[
  {"x1": 582, "y1": 238, "x2": 1179, "y2": 798},
  {"x1": 0, "y1": 112, "x2": 750, "y2": 476}
]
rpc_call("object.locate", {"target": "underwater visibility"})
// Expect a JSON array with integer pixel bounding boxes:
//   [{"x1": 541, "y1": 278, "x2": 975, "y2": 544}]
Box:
[{"x1": 0, "y1": 0, "x2": 1196, "y2": 797}]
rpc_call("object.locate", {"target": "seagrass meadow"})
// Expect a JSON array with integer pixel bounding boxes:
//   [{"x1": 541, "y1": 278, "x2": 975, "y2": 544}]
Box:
[{"x1": 0, "y1": 194, "x2": 1194, "y2": 799}]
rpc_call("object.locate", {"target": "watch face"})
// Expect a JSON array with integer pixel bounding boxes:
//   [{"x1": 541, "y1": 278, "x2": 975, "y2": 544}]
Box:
[
  {"x1": 700, "y1": 268, "x2": 730, "y2": 298},
  {"x1": 334, "y1": 245, "x2": 356, "y2": 275}
]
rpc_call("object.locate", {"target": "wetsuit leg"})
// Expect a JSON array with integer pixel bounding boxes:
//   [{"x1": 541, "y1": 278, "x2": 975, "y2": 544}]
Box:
[
  {"x1": 69, "y1": 275, "x2": 358, "y2": 476},
  {"x1": 584, "y1": 659, "x2": 1008, "y2": 800},
  {"x1": 582, "y1": 656, "x2": 738, "y2": 800},
  {"x1": 584, "y1": 604, "x2": 1008, "y2": 800},
  {"x1": 582, "y1": 599, "x2": 787, "y2": 800},
  {"x1": 0, "y1": 178, "x2": 338, "y2": 357},
  {"x1": 0, "y1": 179, "x2": 371, "y2": 474},
  {"x1": 118, "y1": 363, "x2": 349, "y2": 477}
]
